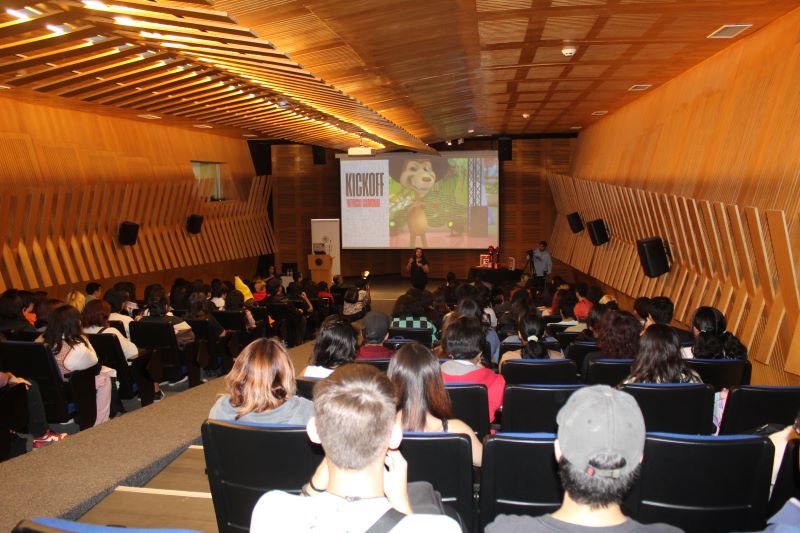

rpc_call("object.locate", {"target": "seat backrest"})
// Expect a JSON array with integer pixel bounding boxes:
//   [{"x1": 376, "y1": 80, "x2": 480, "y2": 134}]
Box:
[
  {"x1": 12, "y1": 517, "x2": 203, "y2": 533},
  {"x1": 626, "y1": 433, "x2": 773, "y2": 532},
  {"x1": 621, "y1": 383, "x2": 715, "y2": 434},
  {"x1": 107, "y1": 320, "x2": 127, "y2": 337},
  {"x1": 542, "y1": 315, "x2": 563, "y2": 325},
  {"x1": 354, "y1": 359, "x2": 390, "y2": 373},
  {"x1": 768, "y1": 439, "x2": 800, "y2": 517},
  {"x1": 3, "y1": 330, "x2": 41, "y2": 342},
  {"x1": 501, "y1": 384, "x2": 585, "y2": 433},
  {"x1": 0, "y1": 383, "x2": 29, "y2": 460},
  {"x1": 718, "y1": 386, "x2": 800, "y2": 435},
  {"x1": 445, "y1": 383, "x2": 490, "y2": 440},
  {"x1": 400, "y1": 432, "x2": 474, "y2": 532},
  {"x1": 0, "y1": 340, "x2": 71, "y2": 423},
  {"x1": 68, "y1": 364, "x2": 99, "y2": 430},
  {"x1": 294, "y1": 377, "x2": 319, "y2": 400},
  {"x1": 129, "y1": 321, "x2": 182, "y2": 381},
  {"x1": 584, "y1": 358, "x2": 634, "y2": 387},
  {"x1": 554, "y1": 331, "x2": 579, "y2": 351},
  {"x1": 211, "y1": 311, "x2": 247, "y2": 332},
  {"x1": 383, "y1": 337, "x2": 417, "y2": 350},
  {"x1": 479, "y1": 433, "x2": 561, "y2": 529},
  {"x1": 565, "y1": 340, "x2": 597, "y2": 376},
  {"x1": 387, "y1": 327, "x2": 432, "y2": 347},
  {"x1": 501, "y1": 358, "x2": 577, "y2": 385},
  {"x1": 201, "y1": 420, "x2": 324, "y2": 533},
  {"x1": 85, "y1": 333, "x2": 135, "y2": 399},
  {"x1": 545, "y1": 323, "x2": 569, "y2": 336},
  {"x1": 686, "y1": 358, "x2": 746, "y2": 392}
]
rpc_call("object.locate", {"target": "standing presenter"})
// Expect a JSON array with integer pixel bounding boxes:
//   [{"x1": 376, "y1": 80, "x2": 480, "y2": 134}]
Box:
[{"x1": 406, "y1": 247, "x2": 430, "y2": 290}]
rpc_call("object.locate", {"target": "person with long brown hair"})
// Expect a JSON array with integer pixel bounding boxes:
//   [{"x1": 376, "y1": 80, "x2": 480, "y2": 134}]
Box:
[
  {"x1": 624, "y1": 325, "x2": 702, "y2": 385},
  {"x1": 388, "y1": 343, "x2": 482, "y2": 466},
  {"x1": 209, "y1": 337, "x2": 313, "y2": 424},
  {"x1": 582, "y1": 310, "x2": 642, "y2": 375}
]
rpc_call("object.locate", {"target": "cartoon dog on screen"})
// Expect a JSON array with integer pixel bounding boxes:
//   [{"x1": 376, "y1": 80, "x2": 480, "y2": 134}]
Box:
[{"x1": 390, "y1": 158, "x2": 449, "y2": 248}]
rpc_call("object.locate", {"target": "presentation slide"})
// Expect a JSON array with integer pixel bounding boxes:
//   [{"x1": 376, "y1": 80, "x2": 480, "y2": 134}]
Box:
[{"x1": 340, "y1": 152, "x2": 499, "y2": 249}]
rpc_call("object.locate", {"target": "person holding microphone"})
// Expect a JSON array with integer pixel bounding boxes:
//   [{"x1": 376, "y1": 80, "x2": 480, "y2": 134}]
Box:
[{"x1": 406, "y1": 247, "x2": 429, "y2": 289}]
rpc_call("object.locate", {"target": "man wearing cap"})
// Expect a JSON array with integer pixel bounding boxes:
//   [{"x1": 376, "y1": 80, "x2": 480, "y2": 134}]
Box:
[
  {"x1": 486, "y1": 385, "x2": 681, "y2": 532},
  {"x1": 357, "y1": 311, "x2": 395, "y2": 359}
]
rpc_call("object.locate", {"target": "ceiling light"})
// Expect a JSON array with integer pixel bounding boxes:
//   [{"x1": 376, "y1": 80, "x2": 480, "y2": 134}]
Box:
[
  {"x1": 137, "y1": 114, "x2": 161, "y2": 119},
  {"x1": 629, "y1": 84, "x2": 652, "y2": 91},
  {"x1": 193, "y1": 124, "x2": 213, "y2": 129},
  {"x1": 6, "y1": 8, "x2": 33, "y2": 20},
  {"x1": 467, "y1": 129, "x2": 474, "y2": 134},
  {"x1": 446, "y1": 140, "x2": 452, "y2": 146},
  {"x1": 82, "y1": 0, "x2": 108, "y2": 9},
  {"x1": 522, "y1": 113, "x2": 530, "y2": 119},
  {"x1": 707, "y1": 24, "x2": 752, "y2": 39},
  {"x1": 570, "y1": 126, "x2": 582, "y2": 130},
  {"x1": 591, "y1": 110, "x2": 608, "y2": 116},
  {"x1": 562, "y1": 46, "x2": 577, "y2": 57}
]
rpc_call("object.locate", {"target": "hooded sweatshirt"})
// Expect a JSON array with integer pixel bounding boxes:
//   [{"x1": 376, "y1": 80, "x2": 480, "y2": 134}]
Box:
[{"x1": 209, "y1": 394, "x2": 314, "y2": 425}]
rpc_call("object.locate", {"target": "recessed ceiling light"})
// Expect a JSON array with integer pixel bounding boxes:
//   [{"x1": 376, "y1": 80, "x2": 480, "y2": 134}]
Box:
[
  {"x1": 570, "y1": 126, "x2": 582, "y2": 130},
  {"x1": 467, "y1": 129, "x2": 474, "y2": 134},
  {"x1": 137, "y1": 114, "x2": 161, "y2": 119},
  {"x1": 242, "y1": 134, "x2": 258, "y2": 137},
  {"x1": 522, "y1": 113, "x2": 530, "y2": 119},
  {"x1": 629, "y1": 84, "x2": 652, "y2": 91},
  {"x1": 193, "y1": 124, "x2": 213, "y2": 129},
  {"x1": 707, "y1": 24, "x2": 752, "y2": 39},
  {"x1": 591, "y1": 111, "x2": 608, "y2": 116}
]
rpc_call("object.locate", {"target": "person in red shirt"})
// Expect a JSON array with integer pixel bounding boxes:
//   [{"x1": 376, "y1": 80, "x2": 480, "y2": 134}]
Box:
[
  {"x1": 573, "y1": 282, "x2": 594, "y2": 321},
  {"x1": 357, "y1": 311, "x2": 395, "y2": 359}
]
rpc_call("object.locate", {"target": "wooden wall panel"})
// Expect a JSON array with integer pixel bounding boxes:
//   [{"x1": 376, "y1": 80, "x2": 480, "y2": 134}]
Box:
[
  {"x1": 0, "y1": 95, "x2": 274, "y2": 294},
  {"x1": 271, "y1": 138, "x2": 574, "y2": 279}
]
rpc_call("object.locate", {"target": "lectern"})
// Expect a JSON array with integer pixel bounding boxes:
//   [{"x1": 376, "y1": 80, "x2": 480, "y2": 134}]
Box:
[{"x1": 308, "y1": 254, "x2": 334, "y2": 285}]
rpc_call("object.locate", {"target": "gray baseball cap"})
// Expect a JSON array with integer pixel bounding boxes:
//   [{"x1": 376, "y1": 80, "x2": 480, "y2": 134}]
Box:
[{"x1": 556, "y1": 385, "x2": 645, "y2": 478}]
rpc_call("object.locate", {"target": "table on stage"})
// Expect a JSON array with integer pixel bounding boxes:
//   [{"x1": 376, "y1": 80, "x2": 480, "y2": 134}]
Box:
[{"x1": 468, "y1": 267, "x2": 522, "y2": 286}]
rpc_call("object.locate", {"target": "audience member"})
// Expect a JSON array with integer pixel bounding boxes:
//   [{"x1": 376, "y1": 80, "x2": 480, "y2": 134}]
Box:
[
  {"x1": 0, "y1": 370, "x2": 68, "y2": 449},
  {"x1": 500, "y1": 313, "x2": 562, "y2": 368},
  {"x1": 65, "y1": 290, "x2": 86, "y2": 313},
  {"x1": 187, "y1": 292, "x2": 226, "y2": 339},
  {"x1": 542, "y1": 288, "x2": 566, "y2": 317},
  {"x1": 85, "y1": 282, "x2": 101, "y2": 304},
  {"x1": 486, "y1": 385, "x2": 680, "y2": 532},
  {"x1": 388, "y1": 343, "x2": 483, "y2": 466},
  {"x1": 251, "y1": 364, "x2": 460, "y2": 531},
  {"x1": 225, "y1": 289, "x2": 257, "y2": 330},
  {"x1": 586, "y1": 285, "x2": 604, "y2": 306},
  {"x1": 440, "y1": 316, "x2": 505, "y2": 422},
  {"x1": 81, "y1": 300, "x2": 138, "y2": 361},
  {"x1": 573, "y1": 283, "x2": 593, "y2": 320},
  {"x1": 302, "y1": 315, "x2": 358, "y2": 378},
  {"x1": 265, "y1": 278, "x2": 307, "y2": 345},
  {"x1": 574, "y1": 303, "x2": 606, "y2": 343},
  {"x1": 583, "y1": 311, "x2": 642, "y2": 375},
  {"x1": 317, "y1": 281, "x2": 334, "y2": 300},
  {"x1": 287, "y1": 279, "x2": 315, "y2": 315},
  {"x1": 645, "y1": 296, "x2": 692, "y2": 343},
  {"x1": 264, "y1": 265, "x2": 277, "y2": 282},
  {"x1": 551, "y1": 291, "x2": 580, "y2": 328},
  {"x1": 0, "y1": 291, "x2": 38, "y2": 334},
  {"x1": 683, "y1": 306, "x2": 747, "y2": 360},
  {"x1": 623, "y1": 325, "x2": 701, "y2": 385},
  {"x1": 343, "y1": 278, "x2": 370, "y2": 321},
  {"x1": 252, "y1": 279, "x2": 268, "y2": 302},
  {"x1": 633, "y1": 297, "x2": 651, "y2": 326},
  {"x1": 103, "y1": 289, "x2": 133, "y2": 337},
  {"x1": 391, "y1": 294, "x2": 438, "y2": 340},
  {"x1": 210, "y1": 282, "x2": 228, "y2": 310},
  {"x1": 357, "y1": 311, "x2": 394, "y2": 359},
  {"x1": 209, "y1": 338, "x2": 313, "y2": 424},
  {"x1": 33, "y1": 298, "x2": 63, "y2": 331},
  {"x1": 140, "y1": 290, "x2": 195, "y2": 347},
  {"x1": 41, "y1": 305, "x2": 113, "y2": 425}
]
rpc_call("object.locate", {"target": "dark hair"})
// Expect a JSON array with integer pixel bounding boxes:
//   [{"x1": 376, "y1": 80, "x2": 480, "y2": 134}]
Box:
[
  {"x1": 558, "y1": 291, "x2": 579, "y2": 319},
  {"x1": 597, "y1": 311, "x2": 641, "y2": 358},
  {"x1": 690, "y1": 307, "x2": 747, "y2": 360},
  {"x1": 629, "y1": 324, "x2": 696, "y2": 383},
  {"x1": 559, "y1": 456, "x2": 640, "y2": 508},
  {"x1": 518, "y1": 313, "x2": 547, "y2": 359},
  {"x1": 44, "y1": 305, "x2": 84, "y2": 354},
  {"x1": 317, "y1": 281, "x2": 329, "y2": 292},
  {"x1": 392, "y1": 294, "x2": 425, "y2": 317},
  {"x1": 225, "y1": 290, "x2": 246, "y2": 311},
  {"x1": 454, "y1": 283, "x2": 478, "y2": 303},
  {"x1": 211, "y1": 281, "x2": 228, "y2": 299},
  {"x1": 144, "y1": 289, "x2": 168, "y2": 317},
  {"x1": 575, "y1": 283, "x2": 588, "y2": 298},
  {"x1": 586, "y1": 303, "x2": 607, "y2": 332},
  {"x1": 344, "y1": 287, "x2": 360, "y2": 304},
  {"x1": 457, "y1": 297, "x2": 486, "y2": 324},
  {"x1": 442, "y1": 316, "x2": 484, "y2": 360},
  {"x1": 81, "y1": 299, "x2": 110, "y2": 328},
  {"x1": 633, "y1": 297, "x2": 651, "y2": 321},
  {"x1": 34, "y1": 298, "x2": 63, "y2": 328},
  {"x1": 648, "y1": 296, "x2": 674, "y2": 324},
  {"x1": 143, "y1": 284, "x2": 163, "y2": 302},
  {"x1": 170, "y1": 284, "x2": 190, "y2": 310},
  {"x1": 312, "y1": 315, "x2": 358, "y2": 369},
  {"x1": 287, "y1": 282, "x2": 303, "y2": 299},
  {"x1": 85, "y1": 282, "x2": 101, "y2": 296},
  {"x1": 103, "y1": 289, "x2": 125, "y2": 314},
  {"x1": 586, "y1": 286, "x2": 604, "y2": 305},
  {"x1": 388, "y1": 343, "x2": 452, "y2": 431},
  {"x1": 445, "y1": 272, "x2": 456, "y2": 286},
  {"x1": 188, "y1": 292, "x2": 212, "y2": 318}
]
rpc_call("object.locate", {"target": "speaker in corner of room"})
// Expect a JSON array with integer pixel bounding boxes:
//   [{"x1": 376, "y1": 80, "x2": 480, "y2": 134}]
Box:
[
  {"x1": 186, "y1": 214, "x2": 204, "y2": 234},
  {"x1": 586, "y1": 219, "x2": 609, "y2": 246},
  {"x1": 637, "y1": 236, "x2": 670, "y2": 278},
  {"x1": 567, "y1": 212, "x2": 584, "y2": 233},
  {"x1": 117, "y1": 221, "x2": 139, "y2": 246},
  {"x1": 312, "y1": 145, "x2": 326, "y2": 165},
  {"x1": 498, "y1": 138, "x2": 512, "y2": 161}
]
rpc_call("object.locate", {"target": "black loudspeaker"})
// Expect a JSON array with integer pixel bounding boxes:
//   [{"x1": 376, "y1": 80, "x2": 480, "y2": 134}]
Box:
[
  {"x1": 118, "y1": 221, "x2": 139, "y2": 246},
  {"x1": 498, "y1": 139, "x2": 512, "y2": 161},
  {"x1": 247, "y1": 140, "x2": 271, "y2": 176},
  {"x1": 637, "y1": 237, "x2": 670, "y2": 277},
  {"x1": 586, "y1": 219, "x2": 609, "y2": 246},
  {"x1": 567, "y1": 212, "x2": 584, "y2": 233},
  {"x1": 312, "y1": 145, "x2": 326, "y2": 165},
  {"x1": 186, "y1": 214, "x2": 204, "y2": 234}
]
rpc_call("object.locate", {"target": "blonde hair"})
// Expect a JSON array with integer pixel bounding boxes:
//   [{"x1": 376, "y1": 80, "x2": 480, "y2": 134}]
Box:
[
  {"x1": 254, "y1": 279, "x2": 266, "y2": 292},
  {"x1": 226, "y1": 338, "x2": 297, "y2": 419},
  {"x1": 65, "y1": 291, "x2": 86, "y2": 312}
]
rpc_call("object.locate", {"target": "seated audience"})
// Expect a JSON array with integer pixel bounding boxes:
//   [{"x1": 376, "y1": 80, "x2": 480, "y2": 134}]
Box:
[
  {"x1": 440, "y1": 316, "x2": 505, "y2": 422},
  {"x1": 1, "y1": 370, "x2": 68, "y2": 449},
  {"x1": 583, "y1": 311, "x2": 641, "y2": 375},
  {"x1": 486, "y1": 385, "x2": 680, "y2": 532},
  {"x1": 455, "y1": 297, "x2": 500, "y2": 363},
  {"x1": 225, "y1": 289, "x2": 257, "y2": 330},
  {"x1": 391, "y1": 294, "x2": 438, "y2": 340},
  {"x1": 682, "y1": 306, "x2": 747, "y2": 360},
  {"x1": 357, "y1": 311, "x2": 394, "y2": 359},
  {"x1": 573, "y1": 283, "x2": 593, "y2": 320},
  {"x1": 169, "y1": 279, "x2": 191, "y2": 311},
  {"x1": 645, "y1": 296, "x2": 692, "y2": 343},
  {"x1": 81, "y1": 300, "x2": 138, "y2": 361},
  {"x1": 210, "y1": 282, "x2": 228, "y2": 310},
  {"x1": 317, "y1": 281, "x2": 334, "y2": 300},
  {"x1": 500, "y1": 313, "x2": 562, "y2": 368},
  {"x1": 103, "y1": 289, "x2": 133, "y2": 337},
  {"x1": 33, "y1": 298, "x2": 63, "y2": 331},
  {"x1": 573, "y1": 303, "x2": 607, "y2": 343},
  {"x1": 287, "y1": 279, "x2": 314, "y2": 314},
  {"x1": 389, "y1": 343, "x2": 483, "y2": 466},
  {"x1": 42, "y1": 305, "x2": 113, "y2": 426},
  {"x1": 85, "y1": 282, "x2": 101, "y2": 304},
  {"x1": 187, "y1": 292, "x2": 226, "y2": 339},
  {"x1": 541, "y1": 288, "x2": 566, "y2": 317},
  {"x1": 265, "y1": 278, "x2": 308, "y2": 345},
  {"x1": 209, "y1": 338, "x2": 313, "y2": 425},
  {"x1": 623, "y1": 324, "x2": 702, "y2": 384},
  {"x1": 633, "y1": 296, "x2": 651, "y2": 326},
  {"x1": 251, "y1": 364, "x2": 460, "y2": 531},
  {"x1": 140, "y1": 290, "x2": 196, "y2": 347},
  {"x1": 477, "y1": 285, "x2": 497, "y2": 328},
  {"x1": 343, "y1": 278, "x2": 370, "y2": 321},
  {"x1": 598, "y1": 294, "x2": 618, "y2": 306},
  {"x1": 65, "y1": 290, "x2": 86, "y2": 313},
  {"x1": 302, "y1": 315, "x2": 358, "y2": 378},
  {"x1": 0, "y1": 290, "x2": 38, "y2": 334},
  {"x1": 551, "y1": 291, "x2": 580, "y2": 328},
  {"x1": 252, "y1": 279, "x2": 268, "y2": 302}
]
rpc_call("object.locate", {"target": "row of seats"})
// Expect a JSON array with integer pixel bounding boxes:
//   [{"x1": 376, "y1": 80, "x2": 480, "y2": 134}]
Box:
[{"x1": 201, "y1": 419, "x2": 798, "y2": 533}]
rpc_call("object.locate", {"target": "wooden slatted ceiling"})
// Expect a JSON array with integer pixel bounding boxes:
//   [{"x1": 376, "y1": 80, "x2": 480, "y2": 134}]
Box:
[
  {"x1": 0, "y1": 1, "x2": 430, "y2": 151},
  {"x1": 211, "y1": 0, "x2": 798, "y2": 144}
]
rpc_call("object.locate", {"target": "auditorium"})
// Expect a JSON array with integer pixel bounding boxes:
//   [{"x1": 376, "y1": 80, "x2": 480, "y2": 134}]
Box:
[{"x1": 1, "y1": 1, "x2": 799, "y2": 532}]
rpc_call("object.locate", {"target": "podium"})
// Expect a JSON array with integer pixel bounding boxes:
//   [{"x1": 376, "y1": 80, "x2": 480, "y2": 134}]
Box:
[{"x1": 308, "y1": 254, "x2": 334, "y2": 285}]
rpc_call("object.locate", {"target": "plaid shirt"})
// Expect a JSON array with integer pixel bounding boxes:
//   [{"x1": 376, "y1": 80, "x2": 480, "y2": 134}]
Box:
[{"x1": 390, "y1": 315, "x2": 439, "y2": 340}]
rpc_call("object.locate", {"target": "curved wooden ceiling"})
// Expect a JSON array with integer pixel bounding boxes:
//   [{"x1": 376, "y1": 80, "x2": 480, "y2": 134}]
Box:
[{"x1": 1, "y1": 0, "x2": 798, "y2": 150}]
